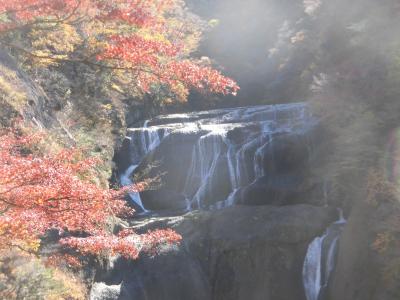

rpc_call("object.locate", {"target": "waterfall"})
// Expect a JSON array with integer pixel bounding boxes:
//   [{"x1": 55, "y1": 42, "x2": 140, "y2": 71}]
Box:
[
  {"x1": 303, "y1": 210, "x2": 346, "y2": 300},
  {"x1": 120, "y1": 121, "x2": 170, "y2": 212},
  {"x1": 120, "y1": 164, "x2": 148, "y2": 212},
  {"x1": 140, "y1": 120, "x2": 163, "y2": 153},
  {"x1": 303, "y1": 235, "x2": 323, "y2": 300},
  {"x1": 184, "y1": 132, "x2": 227, "y2": 210},
  {"x1": 122, "y1": 103, "x2": 317, "y2": 212}
]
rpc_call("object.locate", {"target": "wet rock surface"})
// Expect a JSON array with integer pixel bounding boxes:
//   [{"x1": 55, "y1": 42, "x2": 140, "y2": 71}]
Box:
[
  {"x1": 105, "y1": 103, "x2": 340, "y2": 300},
  {"x1": 327, "y1": 201, "x2": 400, "y2": 300},
  {"x1": 140, "y1": 189, "x2": 187, "y2": 211},
  {"x1": 92, "y1": 205, "x2": 337, "y2": 300},
  {"x1": 117, "y1": 103, "x2": 324, "y2": 211}
]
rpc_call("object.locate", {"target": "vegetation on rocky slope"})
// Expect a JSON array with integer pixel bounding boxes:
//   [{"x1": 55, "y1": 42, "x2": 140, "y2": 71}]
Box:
[
  {"x1": 0, "y1": 1, "x2": 238, "y2": 298},
  {"x1": 188, "y1": 0, "x2": 400, "y2": 298},
  {"x1": 1, "y1": 0, "x2": 400, "y2": 298}
]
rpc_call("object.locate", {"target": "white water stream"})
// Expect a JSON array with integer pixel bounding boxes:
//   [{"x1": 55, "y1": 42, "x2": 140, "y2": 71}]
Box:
[
  {"x1": 303, "y1": 210, "x2": 346, "y2": 300},
  {"x1": 119, "y1": 121, "x2": 171, "y2": 211},
  {"x1": 117, "y1": 103, "x2": 347, "y2": 300}
]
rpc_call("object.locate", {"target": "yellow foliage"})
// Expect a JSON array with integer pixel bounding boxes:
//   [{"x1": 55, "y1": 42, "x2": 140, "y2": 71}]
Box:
[
  {"x1": 0, "y1": 251, "x2": 86, "y2": 300},
  {"x1": 208, "y1": 19, "x2": 220, "y2": 28},
  {"x1": 111, "y1": 83, "x2": 125, "y2": 94},
  {"x1": 170, "y1": 81, "x2": 189, "y2": 102},
  {"x1": 24, "y1": 239, "x2": 41, "y2": 252},
  {"x1": 46, "y1": 268, "x2": 86, "y2": 300},
  {"x1": 0, "y1": 0, "x2": 207, "y2": 108},
  {"x1": 31, "y1": 24, "x2": 82, "y2": 53},
  {"x1": 0, "y1": 65, "x2": 27, "y2": 110},
  {"x1": 102, "y1": 103, "x2": 113, "y2": 110}
]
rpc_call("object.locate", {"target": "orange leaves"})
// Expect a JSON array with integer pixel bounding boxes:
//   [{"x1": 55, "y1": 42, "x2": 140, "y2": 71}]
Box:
[
  {"x1": 0, "y1": 0, "x2": 83, "y2": 26},
  {"x1": 98, "y1": 35, "x2": 239, "y2": 98},
  {"x1": 61, "y1": 234, "x2": 140, "y2": 259},
  {"x1": 0, "y1": 129, "x2": 181, "y2": 261},
  {"x1": 61, "y1": 228, "x2": 182, "y2": 259},
  {"x1": 139, "y1": 228, "x2": 182, "y2": 256},
  {"x1": 0, "y1": 0, "x2": 176, "y2": 28},
  {"x1": 0, "y1": 0, "x2": 239, "y2": 100},
  {"x1": 96, "y1": 0, "x2": 177, "y2": 26},
  {"x1": 165, "y1": 60, "x2": 240, "y2": 95},
  {"x1": 98, "y1": 34, "x2": 181, "y2": 65}
]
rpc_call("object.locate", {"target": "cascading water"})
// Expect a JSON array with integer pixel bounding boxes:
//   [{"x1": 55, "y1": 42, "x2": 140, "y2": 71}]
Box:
[
  {"x1": 303, "y1": 210, "x2": 346, "y2": 300},
  {"x1": 184, "y1": 132, "x2": 226, "y2": 210},
  {"x1": 120, "y1": 164, "x2": 147, "y2": 212},
  {"x1": 121, "y1": 102, "x2": 317, "y2": 212},
  {"x1": 120, "y1": 121, "x2": 171, "y2": 212},
  {"x1": 181, "y1": 103, "x2": 315, "y2": 210},
  {"x1": 99, "y1": 103, "x2": 347, "y2": 300}
]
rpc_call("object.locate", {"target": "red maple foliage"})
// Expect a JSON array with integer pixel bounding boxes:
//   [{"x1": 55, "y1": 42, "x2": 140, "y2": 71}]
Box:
[
  {"x1": 0, "y1": 0, "x2": 237, "y2": 262},
  {"x1": 0, "y1": 0, "x2": 239, "y2": 98},
  {"x1": 0, "y1": 128, "x2": 181, "y2": 259}
]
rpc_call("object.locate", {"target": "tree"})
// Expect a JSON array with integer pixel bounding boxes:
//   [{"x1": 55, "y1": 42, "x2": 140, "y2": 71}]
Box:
[
  {"x1": 0, "y1": 0, "x2": 238, "y2": 261},
  {"x1": 0, "y1": 128, "x2": 181, "y2": 259},
  {"x1": 0, "y1": 0, "x2": 239, "y2": 100}
]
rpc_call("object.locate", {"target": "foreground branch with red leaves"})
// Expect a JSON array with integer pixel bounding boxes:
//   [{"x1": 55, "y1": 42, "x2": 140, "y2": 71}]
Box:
[
  {"x1": 0, "y1": 129, "x2": 181, "y2": 260},
  {"x1": 0, "y1": 0, "x2": 239, "y2": 99}
]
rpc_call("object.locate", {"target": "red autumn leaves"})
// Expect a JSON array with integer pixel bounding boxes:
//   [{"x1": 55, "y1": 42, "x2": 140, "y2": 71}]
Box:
[
  {"x1": 0, "y1": 0, "x2": 238, "y2": 261},
  {"x1": 0, "y1": 129, "x2": 181, "y2": 259},
  {"x1": 0, "y1": 0, "x2": 239, "y2": 98}
]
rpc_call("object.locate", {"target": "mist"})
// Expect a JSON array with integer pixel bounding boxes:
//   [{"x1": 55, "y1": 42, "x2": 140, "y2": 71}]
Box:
[{"x1": 185, "y1": 0, "x2": 400, "y2": 108}]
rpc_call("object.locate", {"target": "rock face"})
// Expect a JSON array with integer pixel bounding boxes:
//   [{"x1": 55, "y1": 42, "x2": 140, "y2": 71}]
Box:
[
  {"x1": 90, "y1": 283, "x2": 121, "y2": 300},
  {"x1": 140, "y1": 189, "x2": 187, "y2": 211},
  {"x1": 0, "y1": 49, "x2": 54, "y2": 128},
  {"x1": 327, "y1": 201, "x2": 400, "y2": 300},
  {"x1": 238, "y1": 173, "x2": 309, "y2": 206},
  {"x1": 93, "y1": 205, "x2": 337, "y2": 300},
  {"x1": 117, "y1": 103, "x2": 326, "y2": 212},
  {"x1": 105, "y1": 103, "x2": 344, "y2": 300}
]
